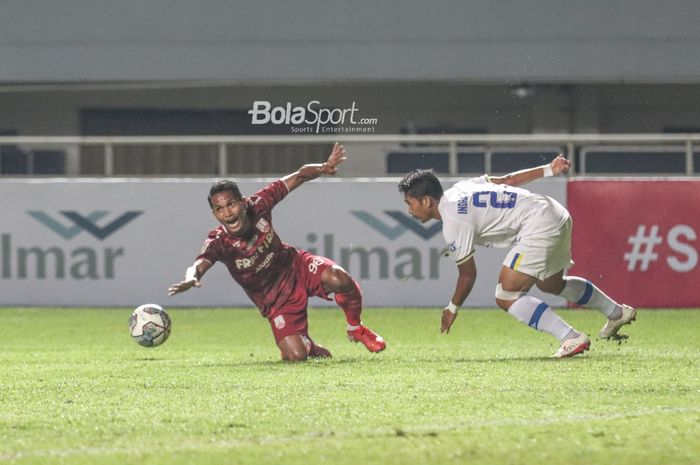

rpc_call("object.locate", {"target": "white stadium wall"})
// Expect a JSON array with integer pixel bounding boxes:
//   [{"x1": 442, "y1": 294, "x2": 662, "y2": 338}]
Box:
[{"x1": 0, "y1": 178, "x2": 566, "y2": 308}]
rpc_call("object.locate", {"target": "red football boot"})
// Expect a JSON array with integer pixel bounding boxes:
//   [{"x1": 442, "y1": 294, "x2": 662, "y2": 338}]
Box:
[{"x1": 347, "y1": 325, "x2": 386, "y2": 353}]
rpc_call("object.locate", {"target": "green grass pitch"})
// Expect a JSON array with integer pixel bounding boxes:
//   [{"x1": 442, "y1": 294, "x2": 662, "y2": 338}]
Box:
[{"x1": 0, "y1": 307, "x2": 698, "y2": 465}]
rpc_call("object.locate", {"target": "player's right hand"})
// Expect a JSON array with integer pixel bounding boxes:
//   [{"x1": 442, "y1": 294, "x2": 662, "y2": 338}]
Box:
[
  {"x1": 440, "y1": 308, "x2": 458, "y2": 334},
  {"x1": 167, "y1": 279, "x2": 198, "y2": 296},
  {"x1": 168, "y1": 266, "x2": 201, "y2": 295}
]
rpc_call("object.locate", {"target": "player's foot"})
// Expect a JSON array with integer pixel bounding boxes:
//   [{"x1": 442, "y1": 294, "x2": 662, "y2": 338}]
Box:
[
  {"x1": 553, "y1": 332, "x2": 590, "y2": 358},
  {"x1": 309, "y1": 343, "x2": 332, "y2": 358},
  {"x1": 599, "y1": 304, "x2": 636, "y2": 340},
  {"x1": 347, "y1": 325, "x2": 386, "y2": 353}
]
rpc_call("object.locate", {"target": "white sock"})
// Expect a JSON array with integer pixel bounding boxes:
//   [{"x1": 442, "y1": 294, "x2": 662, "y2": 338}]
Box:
[
  {"x1": 508, "y1": 296, "x2": 577, "y2": 342},
  {"x1": 559, "y1": 276, "x2": 622, "y2": 319}
]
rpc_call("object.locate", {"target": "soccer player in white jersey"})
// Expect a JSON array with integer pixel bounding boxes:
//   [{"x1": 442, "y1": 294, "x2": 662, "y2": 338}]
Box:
[{"x1": 397, "y1": 155, "x2": 636, "y2": 358}]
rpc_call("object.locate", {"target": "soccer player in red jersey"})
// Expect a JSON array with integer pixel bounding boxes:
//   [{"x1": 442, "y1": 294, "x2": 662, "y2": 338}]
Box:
[{"x1": 168, "y1": 143, "x2": 386, "y2": 361}]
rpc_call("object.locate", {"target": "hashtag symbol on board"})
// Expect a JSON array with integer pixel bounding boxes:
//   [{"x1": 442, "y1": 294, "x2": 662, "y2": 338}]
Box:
[{"x1": 623, "y1": 225, "x2": 663, "y2": 271}]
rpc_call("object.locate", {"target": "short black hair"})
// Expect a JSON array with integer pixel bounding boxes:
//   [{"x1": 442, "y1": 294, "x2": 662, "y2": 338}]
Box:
[
  {"x1": 208, "y1": 180, "x2": 242, "y2": 208},
  {"x1": 397, "y1": 169, "x2": 443, "y2": 200}
]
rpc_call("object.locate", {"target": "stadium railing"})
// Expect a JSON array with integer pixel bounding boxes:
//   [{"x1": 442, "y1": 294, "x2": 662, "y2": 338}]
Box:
[{"x1": 0, "y1": 133, "x2": 698, "y2": 177}]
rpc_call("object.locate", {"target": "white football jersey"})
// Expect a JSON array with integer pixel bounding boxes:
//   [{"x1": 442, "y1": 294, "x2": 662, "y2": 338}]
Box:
[{"x1": 438, "y1": 175, "x2": 569, "y2": 265}]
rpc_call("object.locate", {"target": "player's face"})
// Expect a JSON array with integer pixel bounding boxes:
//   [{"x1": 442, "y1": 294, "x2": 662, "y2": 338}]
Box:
[
  {"x1": 404, "y1": 194, "x2": 432, "y2": 223},
  {"x1": 210, "y1": 191, "x2": 249, "y2": 235}
]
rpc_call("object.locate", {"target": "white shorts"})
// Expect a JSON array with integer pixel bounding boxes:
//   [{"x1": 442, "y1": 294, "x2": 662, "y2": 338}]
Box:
[{"x1": 502, "y1": 216, "x2": 573, "y2": 281}]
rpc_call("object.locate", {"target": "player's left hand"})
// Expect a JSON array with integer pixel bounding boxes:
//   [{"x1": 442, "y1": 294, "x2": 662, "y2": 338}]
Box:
[
  {"x1": 294, "y1": 143, "x2": 346, "y2": 181},
  {"x1": 550, "y1": 154, "x2": 571, "y2": 175},
  {"x1": 320, "y1": 142, "x2": 347, "y2": 175},
  {"x1": 440, "y1": 308, "x2": 458, "y2": 334}
]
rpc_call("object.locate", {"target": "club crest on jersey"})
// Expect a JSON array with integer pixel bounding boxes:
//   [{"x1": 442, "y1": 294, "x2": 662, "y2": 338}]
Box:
[
  {"x1": 448, "y1": 241, "x2": 457, "y2": 253},
  {"x1": 256, "y1": 218, "x2": 270, "y2": 233},
  {"x1": 273, "y1": 315, "x2": 286, "y2": 329},
  {"x1": 244, "y1": 235, "x2": 258, "y2": 251}
]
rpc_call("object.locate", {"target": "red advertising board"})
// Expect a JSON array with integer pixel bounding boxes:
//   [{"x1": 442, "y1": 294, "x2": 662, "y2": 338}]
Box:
[{"x1": 567, "y1": 179, "x2": 700, "y2": 308}]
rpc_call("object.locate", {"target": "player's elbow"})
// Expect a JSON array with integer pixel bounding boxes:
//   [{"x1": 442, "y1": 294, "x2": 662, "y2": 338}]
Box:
[
  {"x1": 500, "y1": 174, "x2": 520, "y2": 186},
  {"x1": 488, "y1": 175, "x2": 508, "y2": 185}
]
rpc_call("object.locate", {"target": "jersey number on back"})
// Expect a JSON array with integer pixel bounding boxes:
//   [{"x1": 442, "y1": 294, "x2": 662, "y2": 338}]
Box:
[{"x1": 472, "y1": 191, "x2": 517, "y2": 209}]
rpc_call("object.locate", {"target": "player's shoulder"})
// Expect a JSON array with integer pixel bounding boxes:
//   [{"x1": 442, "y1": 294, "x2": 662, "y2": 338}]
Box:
[
  {"x1": 205, "y1": 225, "x2": 227, "y2": 241},
  {"x1": 459, "y1": 174, "x2": 491, "y2": 187},
  {"x1": 197, "y1": 226, "x2": 227, "y2": 258},
  {"x1": 254, "y1": 180, "x2": 288, "y2": 200},
  {"x1": 445, "y1": 176, "x2": 488, "y2": 196},
  {"x1": 249, "y1": 180, "x2": 286, "y2": 212}
]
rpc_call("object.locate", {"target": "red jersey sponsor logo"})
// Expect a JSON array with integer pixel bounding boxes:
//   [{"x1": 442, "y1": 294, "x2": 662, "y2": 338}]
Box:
[{"x1": 234, "y1": 230, "x2": 276, "y2": 271}]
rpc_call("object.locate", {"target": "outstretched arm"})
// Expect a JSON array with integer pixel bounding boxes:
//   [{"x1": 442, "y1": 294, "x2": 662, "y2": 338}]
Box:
[
  {"x1": 489, "y1": 154, "x2": 570, "y2": 187},
  {"x1": 441, "y1": 258, "x2": 477, "y2": 334},
  {"x1": 282, "y1": 143, "x2": 347, "y2": 193},
  {"x1": 168, "y1": 259, "x2": 212, "y2": 296}
]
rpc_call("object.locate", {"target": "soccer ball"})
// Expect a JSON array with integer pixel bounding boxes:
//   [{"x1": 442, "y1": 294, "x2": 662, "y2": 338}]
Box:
[{"x1": 129, "y1": 304, "x2": 171, "y2": 347}]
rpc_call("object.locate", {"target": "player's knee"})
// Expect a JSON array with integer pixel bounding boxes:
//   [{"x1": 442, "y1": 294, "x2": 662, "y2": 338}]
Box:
[
  {"x1": 278, "y1": 335, "x2": 310, "y2": 362},
  {"x1": 495, "y1": 284, "x2": 526, "y2": 311},
  {"x1": 495, "y1": 298, "x2": 512, "y2": 311},
  {"x1": 281, "y1": 347, "x2": 308, "y2": 362}
]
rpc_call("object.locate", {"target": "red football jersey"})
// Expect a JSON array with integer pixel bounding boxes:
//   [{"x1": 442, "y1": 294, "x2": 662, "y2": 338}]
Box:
[{"x1": 197, "y1": 180, "x2": 300, "y2": 316}]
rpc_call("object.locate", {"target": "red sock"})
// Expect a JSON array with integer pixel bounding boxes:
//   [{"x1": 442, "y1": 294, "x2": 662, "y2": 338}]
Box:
[{"x1": 334, "y1": 279, "x2": 363, "y2": 326}]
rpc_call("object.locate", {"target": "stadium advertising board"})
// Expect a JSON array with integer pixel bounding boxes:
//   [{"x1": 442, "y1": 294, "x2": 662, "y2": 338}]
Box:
[
  {"x1": 0, "y1": 178, "x2": 565, "y2": 308},
  {"x1": 568, "y1": 179, "x2": 700, "y2": 307}
]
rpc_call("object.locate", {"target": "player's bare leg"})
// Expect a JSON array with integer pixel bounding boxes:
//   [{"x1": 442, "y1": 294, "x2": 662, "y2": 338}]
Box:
[
  {"x1": 277, "y1": 334, "x2": 331, "y2": 361},
  {"x1": 498, "y1": 267, "x2": 589, "y2": 358},
  {"x1": 277, "y1": 334, "x2": 310, "y2": 362},
  {"x1": 321, "y1": 265, "x2": 386, "y2": 353}
]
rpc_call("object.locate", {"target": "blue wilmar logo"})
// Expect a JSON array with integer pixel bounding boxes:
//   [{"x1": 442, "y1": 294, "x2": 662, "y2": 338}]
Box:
[
  {"x1": 351, "y1": 211, "x2": 442, "y2": 240},
  {"x1": 28, "y1": 211, "x2": 143, "y2": 240}
]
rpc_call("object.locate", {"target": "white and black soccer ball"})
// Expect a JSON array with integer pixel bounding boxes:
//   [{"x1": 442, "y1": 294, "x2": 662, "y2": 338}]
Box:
[{"x1": 129, "y1": 304, "x2": 172, "y2": 347}]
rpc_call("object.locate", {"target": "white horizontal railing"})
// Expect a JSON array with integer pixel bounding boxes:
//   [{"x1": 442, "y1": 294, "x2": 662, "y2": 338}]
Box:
[{"x1": 1, "y1": 133, "x2": 698, "y2": 176}]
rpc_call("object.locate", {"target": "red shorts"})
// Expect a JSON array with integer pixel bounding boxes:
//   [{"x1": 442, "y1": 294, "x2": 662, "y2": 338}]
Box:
[{"x1": 267, "y1": 250, "x2": 335, "y2": 343}]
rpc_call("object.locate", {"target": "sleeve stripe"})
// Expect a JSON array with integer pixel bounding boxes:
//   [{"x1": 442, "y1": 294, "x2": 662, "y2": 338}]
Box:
[{"x1": 280, "y1": 179, "x2": 290, "y2": 193}]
